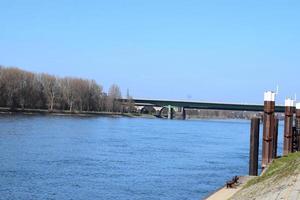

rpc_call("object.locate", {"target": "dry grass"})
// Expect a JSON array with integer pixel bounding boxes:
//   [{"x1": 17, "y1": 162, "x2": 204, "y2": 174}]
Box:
[
  {"x1": 230, "y1": 152, "x2": 300, "y2": 200},
  {"x1": 245, "y1": 152, "x2": 300, "y2": 188}
]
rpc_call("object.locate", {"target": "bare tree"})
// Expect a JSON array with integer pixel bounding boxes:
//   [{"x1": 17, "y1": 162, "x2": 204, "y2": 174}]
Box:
[
  {"x1": 2, "y1": 68, "x2": 23, "y2": 109},
  {"x1": 60, "y1": 78, "x2": 76, "y2": 112},
  {"x1": 99, "y1": 92, "x2": 108, "y2": 111},
  {"x1": 31, "y1": 74, "x2": 46, "y2": 109},
  {"x1": 19, "y1": 71, "x2": 36, "y2": 109},
  {"x1": 0, "y1": 66, "x2": 5, "y2": 107},
  {"x1": 0, "y1": 66, "x2": 127, "y2": 113},
  {"x1": 87, "y1": 80, "x2": 103, "y2": 111},
  {"x1": 40, "y1": 74, "x2": 59, "y2": 111},
  {"x1": 125, "y1": 89, "x2": 135, "y2": 113},
  {"x1": 107, "y1": 84, "x2": 122, "y2": 112},
  {"x1": 72, "y1": 78, "x2": 89, "y2": 111}
]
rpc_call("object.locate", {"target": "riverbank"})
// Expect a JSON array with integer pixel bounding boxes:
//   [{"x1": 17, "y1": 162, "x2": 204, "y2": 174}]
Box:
[
  {"x1": 205, "y1": 176, "x2": 255, "y2": 200},
  {"x1": 231, "y1": 152, "x2": 300, "y2": 200},
  {"x1": 206, "y1": 152, "x2": 300, "y2": 200},
  {"x1": 0, "y1": 107, "x2": 142, "y2": 118},
  {"x1": 0, "y1": 107, "x2": 253, "y2": 120}
]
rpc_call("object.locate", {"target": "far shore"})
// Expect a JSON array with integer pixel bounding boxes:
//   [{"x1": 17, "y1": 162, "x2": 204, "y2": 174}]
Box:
[
  {"x1": 0, "y1": 107, "x2": 267, "y2": 121},
  {"x1": 0, "y1": 107, "x2": 145, "y2": 118}
]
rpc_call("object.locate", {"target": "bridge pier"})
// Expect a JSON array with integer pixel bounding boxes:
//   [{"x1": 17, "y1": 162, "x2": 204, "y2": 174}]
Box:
[
  {"x1": 140, "y1": 106, "x2": 156, "y2": 115},
  {"x1": 167, "y1": 105, "x2": 174, "y2": 119},
  {"x1": 182, "y1": 107, "x2": 186, "y2": 120}
]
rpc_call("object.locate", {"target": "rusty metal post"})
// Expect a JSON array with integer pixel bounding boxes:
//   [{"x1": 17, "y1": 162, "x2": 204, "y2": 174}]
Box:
[
  {"x1": 249, "y1": 118, "x2": 260, "y2": 176},
  {"x1": 283, "y1": 98, "x2": 295, "y2": 155},
  {"x1": 272, "y1": 117, "x2": 279, "y2": 159},
  {"x1": 296, "y1": 103, "x2": 300, "y2": 151},
  {"x1": 292, "y1": 127, "x2": 297, "y2": 152},
  {"x1": 262, "y1": 91, "x2": 275, "y2": 168}
]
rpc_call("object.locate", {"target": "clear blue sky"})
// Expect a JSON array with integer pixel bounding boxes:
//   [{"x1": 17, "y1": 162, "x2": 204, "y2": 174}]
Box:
[{"x1": 1, "y1": 0, "x2": 300, "y2": 104}]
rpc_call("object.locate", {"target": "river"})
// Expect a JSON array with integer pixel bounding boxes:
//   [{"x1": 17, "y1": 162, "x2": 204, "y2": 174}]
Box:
[{"x1": 0, "y1": 115, "x2": 284, "y2": 200}]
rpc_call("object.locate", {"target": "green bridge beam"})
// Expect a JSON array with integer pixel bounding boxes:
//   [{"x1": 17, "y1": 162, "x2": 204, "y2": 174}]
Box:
[{"x1": 127, "y1": 99, "x2": 285, "y2": 113}]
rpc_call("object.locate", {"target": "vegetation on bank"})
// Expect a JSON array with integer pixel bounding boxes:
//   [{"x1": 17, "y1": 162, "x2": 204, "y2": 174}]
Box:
[
  {"x1": 245, "y1": 152, "x2": 300, "y2": 188},
  {"x1": 231, "y1": 152, "x2": 300, "y2": 200},
  {"x1": 0, "y1": 66, "x2": 135, "y2": 113}
]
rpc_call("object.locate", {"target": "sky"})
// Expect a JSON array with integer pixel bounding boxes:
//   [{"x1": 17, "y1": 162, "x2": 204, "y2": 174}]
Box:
[{"x1": 1, "y1": 0, "x2": 300, "y2": 104}]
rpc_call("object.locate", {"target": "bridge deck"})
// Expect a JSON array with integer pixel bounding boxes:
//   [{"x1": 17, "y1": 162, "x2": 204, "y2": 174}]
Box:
[{"x1": 129, "y1": 99, "x2": 285, "y2": 113}]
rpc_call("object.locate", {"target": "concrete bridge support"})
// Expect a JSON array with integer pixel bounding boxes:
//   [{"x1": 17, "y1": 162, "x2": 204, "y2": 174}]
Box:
[
  {"x1": 167, "y1": 105, "x2": 174, "y2": 119},
  {"x1": 140, "y1": 106, "x2": 156, "y2": 115},
  {"x1": 182, "y1": 107, "x2": 186, "y2": 120}
]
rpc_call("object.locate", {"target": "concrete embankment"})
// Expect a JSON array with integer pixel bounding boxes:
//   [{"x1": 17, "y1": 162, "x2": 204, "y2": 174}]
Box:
[
  {"x1": 205, "y1": 176, "x2": 254, "y2": 200},
  {"x1": 206, "y1": 152, "x2": 300, "y2": 200}
]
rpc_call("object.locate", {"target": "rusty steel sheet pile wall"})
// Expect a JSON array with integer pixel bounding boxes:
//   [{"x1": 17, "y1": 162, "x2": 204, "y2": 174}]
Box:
[
  {"x1": 295, "y1": 103, "x2": 300, "y2": 151},
  {"x1": 272, "y1": 117, "x2": 279, "y2": 159},
  {"x1": 283, "y1": 99, "x2": 295, "y2": 156},
  {"x1": 262, "y1": 91, "x2": 276, "y2": 168},
  {"x1": 249, "y1": 118, "x2": 260, "y2": 176}
]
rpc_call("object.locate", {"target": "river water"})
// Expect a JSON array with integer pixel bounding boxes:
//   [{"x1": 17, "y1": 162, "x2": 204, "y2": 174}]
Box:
[{"x1": 0, "y1": 115, "x2": 284, "y2": 200}]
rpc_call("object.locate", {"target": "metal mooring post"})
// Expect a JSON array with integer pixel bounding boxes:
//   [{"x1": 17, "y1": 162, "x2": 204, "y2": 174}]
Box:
[
  {"x1": 249, "y1": 117, "x2": 260, "y2": 176},
  {"x1": 272, "y1": 117, "x2": 279, "y2": 159},
  {"x1": 262, "y1": 91, "x2": 275, "y2": 168},
  {"x1": 283, "y1": 98, "x2": 295, "y2": 155},
  {"x1": 296, "y1": 103, "x2": 300, "y2": 151}
]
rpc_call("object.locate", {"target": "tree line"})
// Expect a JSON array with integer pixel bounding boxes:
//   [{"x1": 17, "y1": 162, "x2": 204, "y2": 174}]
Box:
[{"x1": 0, "y1": 66, "x2": 135, "y2": 112}]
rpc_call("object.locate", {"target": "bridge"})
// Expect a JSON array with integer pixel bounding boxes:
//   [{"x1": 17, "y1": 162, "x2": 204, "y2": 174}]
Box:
[{"x1": 123, "y1": 98, "x2": 286, "y2": 120}]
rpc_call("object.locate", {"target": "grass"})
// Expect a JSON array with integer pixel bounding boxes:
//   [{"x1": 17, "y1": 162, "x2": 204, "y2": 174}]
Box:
[{"x1": 244, "y1": 152, "x2": 300, "y2": 188}]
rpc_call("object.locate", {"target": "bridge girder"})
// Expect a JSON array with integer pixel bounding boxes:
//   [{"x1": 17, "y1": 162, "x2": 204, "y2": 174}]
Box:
[{"x1": 129, "y1": 99, "x2": 285, "y2": 113}]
